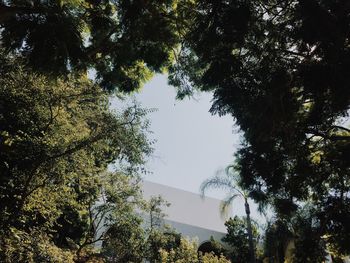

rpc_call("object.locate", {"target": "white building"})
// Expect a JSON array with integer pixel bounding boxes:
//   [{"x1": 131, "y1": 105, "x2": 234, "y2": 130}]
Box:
[{"x1": 142, "y1": 181, "x2": 229, "y2": 246}]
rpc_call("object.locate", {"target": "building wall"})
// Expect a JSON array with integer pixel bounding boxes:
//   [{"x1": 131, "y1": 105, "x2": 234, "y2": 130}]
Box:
[
  {"x1": 94, "y1": 181, "x2": 229, "y2": 248},
  {"x1": 162, "y1": 219, "x2": 226, "y2": 245},
  {"x1": 142, "y1": 181, "x2": 229, "y2": 243}
]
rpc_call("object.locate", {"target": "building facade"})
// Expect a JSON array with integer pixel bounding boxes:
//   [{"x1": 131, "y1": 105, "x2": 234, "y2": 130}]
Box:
[{"x1": 142, "y1": 181, "x2": 229, "y2": 246}]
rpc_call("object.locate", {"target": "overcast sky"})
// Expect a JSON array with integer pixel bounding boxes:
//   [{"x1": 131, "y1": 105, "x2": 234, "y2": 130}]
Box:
[{"x1": 112, "y1": 74, "x2": 265, "y2": 222}]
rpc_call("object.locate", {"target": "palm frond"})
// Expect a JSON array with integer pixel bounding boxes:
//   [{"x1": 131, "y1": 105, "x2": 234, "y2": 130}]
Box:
[
  {"x1": 220, "y1": 193, "x2": 239, "y2": 219},
  {"x1": 225, "y1": 165, "x2": 239, "y2": 179},
  {"x1": 200, "y1": 174, "x2": 236, "y2": 198}
]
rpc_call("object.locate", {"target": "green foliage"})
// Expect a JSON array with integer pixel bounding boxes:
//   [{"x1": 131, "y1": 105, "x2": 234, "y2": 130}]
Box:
[
  {"x1": 171, "y1": 0, "x2": 350, "y2": 254},
  {"x1": 145, "y1": 195, "x2": 171, "y2": 230},
  {"x1": 0, "y1": 0, "x2": 185, "y2": 91},
  {"x1": 146, "y1": 228, "x2": 182, "y2": 263},
  {"x1": 101, "y1": 214, "x2": 145, "y2": 263},
  {"x1": 100, "y1": 193, "x2": 184, "y2": 263},
  {"x1": 73, "y1": 172, "x2": 146, "y2": 260},
  {"x1": 222, "y1": 216, "x2": 260, "y2": 263},
  {"x1": 1, "y1": 0, "x2": 350, "y2": 259},
  {"x1": 198, "y1": 237, "x2": 227, "y2": 258},
  {"x1": 201, "y1": 253, "x2": 231, "y2": 263},
  {"x1": 263, "y1": 206, "x2": 328, "y2": 263},
  {"x1": 263, "y1": 219, "x2": 293, "y2": 263},
  {"x1": 0, "y1": 52, "x2": 152, "y2": 261},
  {"x1": 159, "y1": 238, "x2": 231, "y2": 263},
  {"x1": 140, "y1": 194, "x2": 182, "y2": 262},
  {"x1": 0, "y1": 228, "x2": 75, "y2": 263},
  {"x1": 291, "y1": 211, "x2": 327, "y2": 263},
  {"x1": 160, "y1": 238, "x2": 199, "y2": 263},
  {"x1": 0, "y1": 54, "x2": 198, "y2": 263},
  {"x1": 200, "y1": 167, "x2": 247, "y2": 216},
  {"x1": 200, "y1": 167, "x2": 258, "y2": 262}
]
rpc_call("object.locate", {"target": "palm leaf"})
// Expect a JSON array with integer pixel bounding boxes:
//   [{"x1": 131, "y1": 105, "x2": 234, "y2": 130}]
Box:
[
  {"x1": 200, "y1": 174, "x2": 236, "y2": 198},
  {"x1": 220, "y1": 193, "x2": 240, "y2": 219}
]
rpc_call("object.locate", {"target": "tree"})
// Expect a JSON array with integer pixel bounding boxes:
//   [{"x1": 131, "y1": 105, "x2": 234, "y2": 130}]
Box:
[
  {"x1": 73, "y1": 172, "x2": 146, "y2": 261},
  {"x1": 159, "y1": 238, "x2": 231, "y2": 263},
  {"x1": 171, "y1": 0, "x2": 350, "y2": 254},
  {"x1": 146, "y1": 228, "x2": 182, "y2": 263},
  {"x1": 0, "y1": 0, "x2": 185, "y2": 92},
  {"x1": 99, "y1": 189, "x2": 185, "y2": 263},
  {"x1": 223, "y1": 216, "x2": 260, "y2": 263},
  {"x1": 263, "y1": 219, "x2": 293, "y2": 263},
  {"x1": 198, "y1": 236, "x2": 227, "y2": 258},
  {"x1": 0, "y1": 51, "x2": 152, "y2": 261},
  {"x1": 291, "y1": 209, "x2": 328, "y2": 263},
  {"x1": 262, "y1": 205, "x2": 328, "y2": 263},
  {"x1": 2, "y1": 0, "x2": 350, "y2": 257},
  {"x1": 142, "y1": 195, "x2": 182, "y2": 263},
  {"x1": 101, "y1": 214, "x2": 146, "y2": 263},
  {"x1": 200, "y1": 167, "x2": 257, "y2": 263},
  {"x1": 0, "y1": 229, "x2": 76, "y2": 263},
  {"x1": 145, "y1": 195, "x2": 171, "y2": 231}
]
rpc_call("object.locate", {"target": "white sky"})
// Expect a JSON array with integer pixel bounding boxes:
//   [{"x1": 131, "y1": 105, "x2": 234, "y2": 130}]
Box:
[
  {"x1": 135, "y1": 75, "x2": 239, "y2": 194},
  {"x1": 112, "y1": 74, "x2": 265, "y2": 223}
]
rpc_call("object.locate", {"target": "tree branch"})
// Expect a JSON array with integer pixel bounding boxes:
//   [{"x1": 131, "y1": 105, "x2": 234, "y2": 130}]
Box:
[{"x1": 307, "y1": 128, "x2": 350, "y2": 141}]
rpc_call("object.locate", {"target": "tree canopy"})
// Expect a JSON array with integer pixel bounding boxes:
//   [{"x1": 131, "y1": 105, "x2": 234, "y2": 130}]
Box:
[
  {"x1": 0, "y1": 52, "x2": 152, "y2": 261},
  {"x1": 222, "y1": 216, "x2": 261, "y2": 263},
  {"x1": 263, "y1": 205, "x2": 331, "y2": 263},
  {"x1": 1, "y1": 0, "x2": 350, "y2": 260},
  {"x1": 159, "y1": 238, "x2": 231, "y2": 263},
  {"x1": 0, "y1": 0, "x2": 185, "y2": 91},
  {"x1": 171, "y1": 0, "x2": 350, "y2": 255}
]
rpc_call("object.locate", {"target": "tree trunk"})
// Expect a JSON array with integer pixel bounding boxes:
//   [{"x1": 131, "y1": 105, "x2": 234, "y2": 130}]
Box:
[{"x1": 245, "y1": 198, "x2": 256, "y2": 263}]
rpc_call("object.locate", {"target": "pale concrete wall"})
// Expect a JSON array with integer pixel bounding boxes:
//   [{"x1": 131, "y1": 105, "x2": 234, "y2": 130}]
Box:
[
  {"x1": 163, "y1": 219, "x2": 226, "y2": 245},
  {"x1": 141, "y1": 181, "x2": 229, "y2": 247},
  {"x1": 95, "y1": 181, "x2": 229, "y2": 248},
  {"x1": 142, "y1": 181, "x2": 230, "y2": 234}
]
